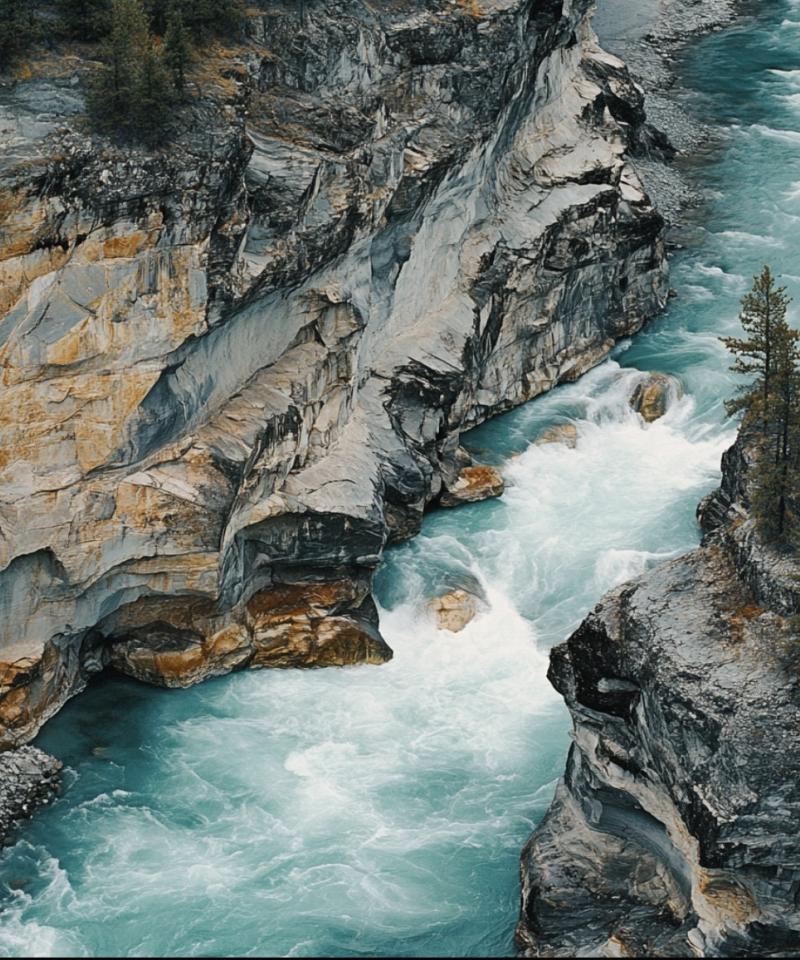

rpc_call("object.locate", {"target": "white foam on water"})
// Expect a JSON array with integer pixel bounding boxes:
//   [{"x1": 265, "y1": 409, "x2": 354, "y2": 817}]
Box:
[
  {"x1": 751, "y1": 122, "x2": 800, "y2": 144},
  {"x1": 593, "y1": 548, "x2": 677, "y2": 593},
  {"x1": 716, "y1": 230, "x2": 783, "y2": 247}
]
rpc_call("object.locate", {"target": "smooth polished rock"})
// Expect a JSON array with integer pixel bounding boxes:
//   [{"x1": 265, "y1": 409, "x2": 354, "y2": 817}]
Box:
[{"x1": 428, "y1": 589, "x2": 482, "y2": 633}]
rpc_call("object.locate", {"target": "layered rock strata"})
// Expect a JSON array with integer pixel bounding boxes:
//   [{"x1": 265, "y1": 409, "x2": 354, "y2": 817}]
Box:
[
  {"x1": 518, "y1": 434, "x2": 800, "y2": 957},
  {"x1": 0, "y1": 0, "x2": 667, "y2": 749}
]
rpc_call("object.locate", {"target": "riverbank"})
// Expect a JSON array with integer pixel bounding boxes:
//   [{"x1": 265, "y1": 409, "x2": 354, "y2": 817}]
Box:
[{"x1": 595, "y1": 0, "x2": 744, "y2": 225}]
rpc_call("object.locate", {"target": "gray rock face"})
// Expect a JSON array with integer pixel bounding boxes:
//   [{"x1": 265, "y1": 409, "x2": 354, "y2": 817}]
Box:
[
  {"x1": 0, "y1": 0, "x2": 667, "y2": 746},
  {"x1": 519, "y1": 433, "x2": 800, "y2": 958},
  {"x1": 0, "y1": 746, "x2": 61, "y2": 845}
]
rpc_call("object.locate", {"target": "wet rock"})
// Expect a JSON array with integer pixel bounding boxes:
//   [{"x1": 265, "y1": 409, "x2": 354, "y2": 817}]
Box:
[
  {"x1": 0, "y1": 747, "x2": 61, "y2": 845},
  {"x1": 629, "y1": 372, "x2": 682, "y2": 422},
  {"x1": 535, "y1": 424, "x2": 579, "y2": 448},
  {"x1": 107, "y1": 580, "x2": 392, "y2": 687},
  {"x1": 428, "y1": 589, "x2": 483, "y2": 633},
  {"x1": 440, "y1": 466, "x2": 505, "y2": 508}
]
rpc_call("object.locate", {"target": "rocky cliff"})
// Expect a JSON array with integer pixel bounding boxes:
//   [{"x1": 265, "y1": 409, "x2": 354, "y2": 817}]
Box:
[
  {"x1": 0, "y1": 0, "x2": 667, "y2": 753},
  {"x1": 518, "y1": 432, "x2": 800, "y2": 957}
]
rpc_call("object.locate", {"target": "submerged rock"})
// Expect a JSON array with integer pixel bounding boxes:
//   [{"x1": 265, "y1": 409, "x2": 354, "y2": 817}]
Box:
[
  {"x1": 629, "y1": 372, "x2": 682, "y2": 422},
  {"x1": 519, "y1": 431, "x2": 800, "y2": 958},
  {"x1": 440, "y1": 466, "x2": 505, "y2": 508},
  {"x1": 428, "y1": 589, "x2": 483, "y2": 633},
  {"x1": 535, "y1": 424, "x2": 579, "y2": 449}
]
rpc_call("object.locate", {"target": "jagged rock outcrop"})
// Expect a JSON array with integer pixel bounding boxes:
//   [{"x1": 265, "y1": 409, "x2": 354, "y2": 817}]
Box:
[
  {"x1": 518, "y1": 433, "x2": 800, "y2": 957},
  {"x1": 0, "y1": 0, "x2": 667, "y2": 748}
]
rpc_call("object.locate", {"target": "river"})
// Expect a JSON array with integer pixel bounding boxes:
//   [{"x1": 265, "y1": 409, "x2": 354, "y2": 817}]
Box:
[{"x1": 1, "y1": 1, "x2": 798, "y2": 956}]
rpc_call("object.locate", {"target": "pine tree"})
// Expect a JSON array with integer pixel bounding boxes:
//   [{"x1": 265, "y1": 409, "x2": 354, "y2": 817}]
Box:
[
  {"x1": 135, "y1": 39, "x2": 172, "y2": 144},
  {"x1": 87, "y1": 0, "x2": 172, "y2": 142},
  {"x1": 0, "y1": 0, "x2": 38, "y2": 72},
  {"x1": 57, "y1": 0, "x2": 112, "y2": 40},
  {"x1": 142, "y1": 0, "x2": 169, "y2": 34},
  {"x1": 164, "y1": 0, "x2": 190, "y2": 93},
  {"x1": 725, "y1": 266, "x2": 800, "y2": 544},
  {"x1": 722, "y1": 265, "x2": 792, "y2": 427},
  {"x1": 183, "y1": 0, "x2": 244, "y2": 41},
  {"x1": 749, "y1": 320, "x2": 800, "y2": 542}
]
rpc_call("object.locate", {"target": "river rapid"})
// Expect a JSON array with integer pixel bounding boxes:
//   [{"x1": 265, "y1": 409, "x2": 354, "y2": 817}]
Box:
[{"x1": 1, "y1": 2, "x2": 798, "y2": 956}]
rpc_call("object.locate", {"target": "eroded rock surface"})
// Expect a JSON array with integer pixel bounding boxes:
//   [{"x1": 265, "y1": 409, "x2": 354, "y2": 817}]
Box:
[
  {"x1": 0, "y1": 0, "x2": 667, "y2": 747},
  {"x1": 519, "y1": 432, "x2": 800, "y2": 958}
]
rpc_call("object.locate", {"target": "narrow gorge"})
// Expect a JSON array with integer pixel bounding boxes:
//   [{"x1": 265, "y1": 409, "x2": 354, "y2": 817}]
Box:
[{"x1": 0, "y1": 0, "x2": 798, "y2": 957}]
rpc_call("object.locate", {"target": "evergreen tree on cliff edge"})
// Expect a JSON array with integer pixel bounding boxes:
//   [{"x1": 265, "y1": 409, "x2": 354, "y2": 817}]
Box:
[
  {"x1": 723, "y1": 265, "x2": 800, "y2": 544},
  {"x1": 87, "y1": 0, "x2": 171, "y2": 143}
]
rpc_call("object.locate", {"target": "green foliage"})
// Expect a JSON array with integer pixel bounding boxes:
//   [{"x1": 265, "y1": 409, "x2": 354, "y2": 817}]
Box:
[
  {"x1": 180, "y1": 0, "x2": 245, "y2": 41},
  {"x1": 136, "y1": 38, "x2": 173, "y2": 143},
  {"x1": 723, "y1": 265, "x2": 800, "y2": 546},
  {"x1": 143, "y1": 0, "x2": 245, "y2": 40},
  {"x1": 57, "y1": 0, "x2": 112, "y2": 40},
  {"x1": 721, "y1": 265, "x2": 792, "y2": 425},
  {"x1": 164, "y1": 0, "x2": 190, "y2": 93},
  {"x1": 87, "y1": 0, "x2": 172, "y2": 144},
  {"x1": 0, "y1": 0, "x2": 39, "y2": 72}
]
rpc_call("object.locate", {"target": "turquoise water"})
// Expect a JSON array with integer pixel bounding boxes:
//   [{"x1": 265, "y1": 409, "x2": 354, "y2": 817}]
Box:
[{"x1": 2, "y1": 3, "x2": 799, "y2": 956}]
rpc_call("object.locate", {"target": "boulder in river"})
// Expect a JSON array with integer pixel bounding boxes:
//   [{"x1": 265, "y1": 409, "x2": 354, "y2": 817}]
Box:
[
  {"x1": 440, "y1": 466, "x2": 505, "y2": 508},
  {"x1": 428, "y1": 590, "x2": 483, "y2": 633},
  {"x1": 629, "y1": 372, "x2": 682, "y2": 422}
]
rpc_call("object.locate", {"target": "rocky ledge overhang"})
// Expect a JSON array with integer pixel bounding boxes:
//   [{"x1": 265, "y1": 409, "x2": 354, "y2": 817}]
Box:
[
  {"x1": 0, "y1": 0, "x2": 667, "y2": 749},
  {"x1": 518, "y1": 432, "x2": 800, "y2": 958}
]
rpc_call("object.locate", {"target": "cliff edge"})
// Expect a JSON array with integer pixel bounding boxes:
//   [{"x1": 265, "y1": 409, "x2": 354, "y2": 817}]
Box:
[{"x1": 518, "y1": 432, "x2": 800, "y2": 957}]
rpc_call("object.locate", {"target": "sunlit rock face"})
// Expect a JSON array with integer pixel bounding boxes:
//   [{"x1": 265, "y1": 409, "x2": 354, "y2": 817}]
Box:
[
  {"x1": 0, "y1": 0, "x2": 667, "y2": 746},
  {"x1": 519, "y1": 434, "x2": 800, "y2": 958}
]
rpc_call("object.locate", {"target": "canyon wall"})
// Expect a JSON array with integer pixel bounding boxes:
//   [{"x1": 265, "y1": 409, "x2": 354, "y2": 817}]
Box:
[
  {"x1": 0, "y1": 0, "x2": 667, "y2": 750},
  {"x1": 518, "y1": 433, "x2": 800, "y2": 957}
]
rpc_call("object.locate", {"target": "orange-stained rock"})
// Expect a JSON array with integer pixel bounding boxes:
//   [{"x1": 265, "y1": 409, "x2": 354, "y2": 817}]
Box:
[
  {"x1": 536, "y1": 423, "x2": 578, "y2": 448},
  {"x1": 629, "y1": 373, "x2": 682, "y2": 423},
  {"x1": 109, "y1": 624, "x2": 253, "y2": 688},
  {"x1": 0, "y1": 636, "x2": 104, "y2": 749},
  {"x1": 104, "y1": 580, "x2": 391, "y2": 687},
  {"x1": 245, "y1": 579, "x2": 360, "y2": 621},
  {"x1": 428, "y1": 589, "x2": 482, "y2": 633},
  {"x1": 250, "y1": 615, "x2": 392, "y2": 668},
  {"x1": 440, "y1": 465, "x2": 505, "y2": 507}
]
